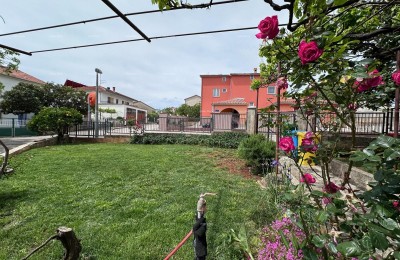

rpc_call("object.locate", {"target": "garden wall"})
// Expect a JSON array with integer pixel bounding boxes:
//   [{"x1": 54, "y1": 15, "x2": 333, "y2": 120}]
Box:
[{"x1": 329, "y1": 159, "x2": 373, "y2": 191}]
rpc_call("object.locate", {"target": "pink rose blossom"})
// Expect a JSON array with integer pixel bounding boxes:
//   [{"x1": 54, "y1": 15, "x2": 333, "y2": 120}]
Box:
[
  {"x1": 392, "y1": 70, "x2": 400, "y2": 85},
  {"x1": 298, "y1": 40, "x2": 323, "y2": 65},
  {"x1": 256, "y1": 15, "x2": 279, "y2": 40},
  {"x1": 393, "y1": 201, "x2": 399, "y2": 209},
  {"x1": 355, "y1": 69, "x2": 384, "y2": 92},
  {"x1": 279, "y1": 136, "x2": 295, "y2": 153},
  {"x1": 348, "y1": 103, "x2": 358, "y2": 110},
  {"x1": 324, "y1": 182, "x2": 341, "y2": 193},
  {"x1": 276, "y1": 77, "x2": 288, "y2": 90},
  {"x1": 300, "y1": 173, "x2": 316, "y2": 184}
]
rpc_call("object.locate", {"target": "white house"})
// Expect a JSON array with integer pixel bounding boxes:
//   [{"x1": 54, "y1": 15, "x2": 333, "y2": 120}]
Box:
[
  {"x1": 184, "y1": 95, "x2": 201, "y2": 106},
  {"x1": 0, "y1": 67, "x2": 45, "y2": 120},
  {"x1": 65, "y1": 80, "x2": 154, "y2": 123}
]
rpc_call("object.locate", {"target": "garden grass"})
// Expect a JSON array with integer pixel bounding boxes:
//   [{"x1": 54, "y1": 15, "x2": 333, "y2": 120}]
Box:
[{"x1": 0, "y1": 143, "x2": 268, "y2": 259}]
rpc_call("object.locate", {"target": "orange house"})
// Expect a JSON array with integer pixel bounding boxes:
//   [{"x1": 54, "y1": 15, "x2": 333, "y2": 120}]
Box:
[{"x1": 200, "y1": 73, "x2": 294, "y2": 118}]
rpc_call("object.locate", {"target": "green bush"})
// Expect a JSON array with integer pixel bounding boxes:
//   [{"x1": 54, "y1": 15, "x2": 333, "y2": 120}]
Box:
[
  {"x1": 28, "y1": 107, "x2": 83, "y2": 141},
  {"x1": 238, "y1": 134, "x2": 276, "y2": 175},
  {"x1": 130, "y1": 132, "x2": 249, "y2": 149}
]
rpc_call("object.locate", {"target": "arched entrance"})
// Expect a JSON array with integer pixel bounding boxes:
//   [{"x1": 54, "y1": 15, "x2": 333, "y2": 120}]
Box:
[{"x1": 221, "y1": 108, "x2": 239, "y2": 129}]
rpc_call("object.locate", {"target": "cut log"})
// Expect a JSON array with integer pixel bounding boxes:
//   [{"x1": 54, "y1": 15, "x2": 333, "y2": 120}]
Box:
[{"x1": 56, "y1": 227, "x2": 82, "y2": 260}]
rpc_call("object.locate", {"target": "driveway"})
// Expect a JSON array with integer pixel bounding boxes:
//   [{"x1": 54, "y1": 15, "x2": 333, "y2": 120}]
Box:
[{"x1": 0, "y1": 136, "x2": 54, "y2": 155}]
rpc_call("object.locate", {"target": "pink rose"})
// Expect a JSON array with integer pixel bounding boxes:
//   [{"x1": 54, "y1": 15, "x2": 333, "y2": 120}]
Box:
[
  {"x1": 256, "y1": 15, "x2": 279, "y2": 40},
  {"x1": 298, "y1": 40, "x2": 323, "y2": 65},
  {"x1": 392, "y1": 70, "x2": 400, "y2": 85},
  {"x1": 322, "y1": 197, "x2": 332, "y2": 205},
  {"x1": 276, "y1": 77, "x2": 288, "y2": 90},
  {"x1": 300, "y1": 173, "x2": 316, "y2": 184},
  {"x1": 304, "y1": 131, "x2": 314, "y2": 139},
  {"x1": 324, "y1": 182, "x2": 341, "y2": 193},
  {"x1": 355, "y1": 69, "x2": 384, "y2": 92},
  {"x1": 393, "y1": 201, "x2": 399, "y2": 208},
  {"x1": 301, "y1": 138, "x2": 317, "y2": 152},
  {"x1": 348, "y1": 103, "x2": 358, "y2": 110},
  {"x1": 279, "y1": 136, "x2": 295, "y2": 153}
]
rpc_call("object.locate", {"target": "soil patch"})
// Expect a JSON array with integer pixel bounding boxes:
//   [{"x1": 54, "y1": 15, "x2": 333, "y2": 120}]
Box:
[{"x1": 206, "y1": 150, "x2": 261, "y2": 180}]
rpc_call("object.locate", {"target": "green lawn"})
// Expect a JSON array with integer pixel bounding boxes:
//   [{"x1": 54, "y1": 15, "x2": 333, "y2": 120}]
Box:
[{"x1": 0, "y1": 143, "x2": 268, "y2": 259}]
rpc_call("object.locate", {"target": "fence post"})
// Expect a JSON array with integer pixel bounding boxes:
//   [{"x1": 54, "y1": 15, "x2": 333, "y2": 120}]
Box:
[
  {"x1": 246, "y1": 107, "x2": 256, "y2": 135},
  {"x1": 12, "y1": 118, "x2": 15, "y2": 137},
  {"x1": 382, "y1": 112, "x2": 386, "y2": 134}
]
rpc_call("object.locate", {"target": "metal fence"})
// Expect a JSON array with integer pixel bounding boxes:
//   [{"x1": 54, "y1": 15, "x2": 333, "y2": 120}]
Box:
[
  {"x1": 257, "y1": 111, "x2": 399, "y2": 136},
  {"x1": 0, "y1": 119, "x2": 38, "y2": 137}
]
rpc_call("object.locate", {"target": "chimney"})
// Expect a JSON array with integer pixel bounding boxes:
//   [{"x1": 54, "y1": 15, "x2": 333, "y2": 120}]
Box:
[
  {"x1": 253, "y1": 68, "x2": 258, "y2": 73},
  {"x1": 112, "y1": 87, "x2": 115, "y2": 92}
]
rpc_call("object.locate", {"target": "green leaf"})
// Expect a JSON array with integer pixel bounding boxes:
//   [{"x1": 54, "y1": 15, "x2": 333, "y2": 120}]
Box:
[
  {"x1": 380, "y1": 218, "x2": 400, "y2": 231},
  {"x1": 302, "y1": 247, "x2": 319, "y2": 260},
  {"x1": 312, "y1": 235, "x2": 326, "y2": 248},
  {"x1": 316, "y1": 211, "x2": 329, "y2": 223},
  {"x1": 278, "y1": 230, "x2": 290, "y2": 249},
  {"x1": 334, "y1": 0, "x2": 347, "y2": 5},
  {"x1": 337, "y1": 241, "x2": 362, "y2": 257},
  {"x1": 311, "y1": 190, "x2": 325, "y2": 197},
  {"x1": 371, "y1": 204, "x2": 391, "y2": 218},
  {"x1": 369, "y1": 230, "x2": 389, "y2": 250},
  {"x1": 392, "y1": 251, "x2": 400, "y2": 259},
  {"x1": 374, "y1": 170, "x2": 384, "y2": 181},
  {"x1": 360, "y1": 235, "x2": 373, "y2": 250},
  {"x1": 326, "y1": 242, "x2": 338, "y2": 254}
]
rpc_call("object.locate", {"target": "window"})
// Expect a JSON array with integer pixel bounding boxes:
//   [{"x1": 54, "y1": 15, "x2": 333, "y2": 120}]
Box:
[
  {"x1": 107, "y1": 97, "x2": 113, "y2": 104},
  {"x1": 267, "y1": 86, "x2": 275, "y2": 94},
  {"x1": 213, "y1": 88, "x2": 220, "y2": 97},
  {"x1": 250, "y1": 75, "x2": 255, "y2": 80},
  {"x1": 222, "y1": 88, "x2": 227, "y2": 93},
  {"x1": 249, "y1": 102, "x2": 254, "y2": 107},
  {"x1": 222, "y1": 76, "x2": 226, "y2": 82},
  {"x1": 116, "y1": 99, "x2": 119, "y2": 104}
]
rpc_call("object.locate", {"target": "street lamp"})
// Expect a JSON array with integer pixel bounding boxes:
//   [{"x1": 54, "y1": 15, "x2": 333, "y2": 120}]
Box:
[{"x1": 95, "y1": 68, "x2": 103, "y2": 137}]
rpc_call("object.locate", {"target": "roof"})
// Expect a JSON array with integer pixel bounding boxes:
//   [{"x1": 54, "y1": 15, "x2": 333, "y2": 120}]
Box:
[
  {"x1": 0, "y1": 66, "x2": 45, "y2": 84},
  {"x1": 200, "y1": 73, "x2": 260, "y2": 78},
  {"x1": 184, "y1": 95, "x2": 201, "y2": 101},
  {"x1": 212, "y1": 98, "x2": 248, "y2": 106},
  {"x1": 64, "y1": 79, "x2": 138, "y2": 102}
]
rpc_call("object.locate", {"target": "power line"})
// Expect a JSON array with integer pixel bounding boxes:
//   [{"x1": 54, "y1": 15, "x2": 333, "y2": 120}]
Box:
[
  {"x1": 0, "y1": 43, "x2": 31, "y2": 56},
  {"x1": 0, "y1": 0, "x2": 248, "y2": 37},
  {"x1": 30, "y1": 26, "x2": 259, "y2": 54}
]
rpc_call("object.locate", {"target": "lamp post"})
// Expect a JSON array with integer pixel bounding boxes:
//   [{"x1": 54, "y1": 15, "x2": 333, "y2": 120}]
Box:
[{"x1": 95, "y1": 68, "x2": 102, "y2": 137}]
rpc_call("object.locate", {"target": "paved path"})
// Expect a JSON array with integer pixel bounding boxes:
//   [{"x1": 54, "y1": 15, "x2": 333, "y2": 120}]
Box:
[{"x1": 0, "y1": 136, "x2": 54, "y2": 155}]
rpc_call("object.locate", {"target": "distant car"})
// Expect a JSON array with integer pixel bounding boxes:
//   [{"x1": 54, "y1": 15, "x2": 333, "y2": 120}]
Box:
[{"x1": 202, "y1": 123, "x2": 210, "y2": 128}]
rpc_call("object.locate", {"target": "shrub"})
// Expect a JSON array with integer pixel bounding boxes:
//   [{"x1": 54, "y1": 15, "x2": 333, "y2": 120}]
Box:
[
  {"x1": 130, "y1": 132, "x2": 249, "y2": 149},
  {"x1": 28, "y1": 107, "x2": 83, "y2": 141},
  {"x1": 238, "y1": 134, "x2": 276, "y2": 175}
]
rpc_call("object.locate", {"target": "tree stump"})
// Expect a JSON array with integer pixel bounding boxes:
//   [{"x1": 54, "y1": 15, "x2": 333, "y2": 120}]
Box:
[{"x1": 56, "y1": 227, "x2": 82, "y2": 260}]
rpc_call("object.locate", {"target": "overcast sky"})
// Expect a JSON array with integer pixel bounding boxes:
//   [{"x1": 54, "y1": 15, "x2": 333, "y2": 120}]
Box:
[{"x1": 1, "y1": 0, "x2": 287, "y2": 109}]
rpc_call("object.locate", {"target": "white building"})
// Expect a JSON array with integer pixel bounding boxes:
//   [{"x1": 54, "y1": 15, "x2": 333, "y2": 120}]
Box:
[{"x1": 65, "y1": 80, "x2": 154, "y2": 123}]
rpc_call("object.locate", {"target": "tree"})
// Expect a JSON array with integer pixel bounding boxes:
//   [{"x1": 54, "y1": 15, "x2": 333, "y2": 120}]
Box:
[
  {"x1": 147, "y1": 110, "x2": 159, "y2": 122},
  {"x1": 42, "y1": 83, "x2": 88, "y2": 114},
  {"x1": 27, "y1": 107, "x2": 83, "y2": 141},
  {"x1": 0, "y1": 48, "x2": 19, "y2": 71},
  {"x1": 176, "y1": 103, "x2": 200, "y2": 118},
  {"x1": 160, "y1": 107, "x2": 176, "y2": 115},
  {"x1": 0, "y1": 82, "x2": 88, "y2": 115},
  {"x1": 0, "y1": 82, "x2": 43, "y2": 115}
]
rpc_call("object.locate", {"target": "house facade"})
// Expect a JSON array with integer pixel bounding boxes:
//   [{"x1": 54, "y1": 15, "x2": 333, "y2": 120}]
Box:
[
  {"x1": 65, "y1": 80, "x2": 154, "y2": 123},
  {"x1": 184, "y1": 95, "x2": 201, "y2": 106},
  {"x1": 0, "y1": 67, "x2": 45, "y2": 120},
  {"x1": 200, "y1": 73, "x2": 294, "y2": 118}
]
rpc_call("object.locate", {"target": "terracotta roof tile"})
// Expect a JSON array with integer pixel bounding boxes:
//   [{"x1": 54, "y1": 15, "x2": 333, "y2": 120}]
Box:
[
  {"x1": 212, "y1": 98, "x2": 248, "y2": 106},
  {"x1": 0, "y1": 67, "x2": 45, "y2": 84}
]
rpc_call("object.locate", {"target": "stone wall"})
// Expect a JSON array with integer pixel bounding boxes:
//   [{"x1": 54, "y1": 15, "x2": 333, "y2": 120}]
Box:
[{"x1": 329, "y1": 159, "x2": 373, "y2": 191}]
